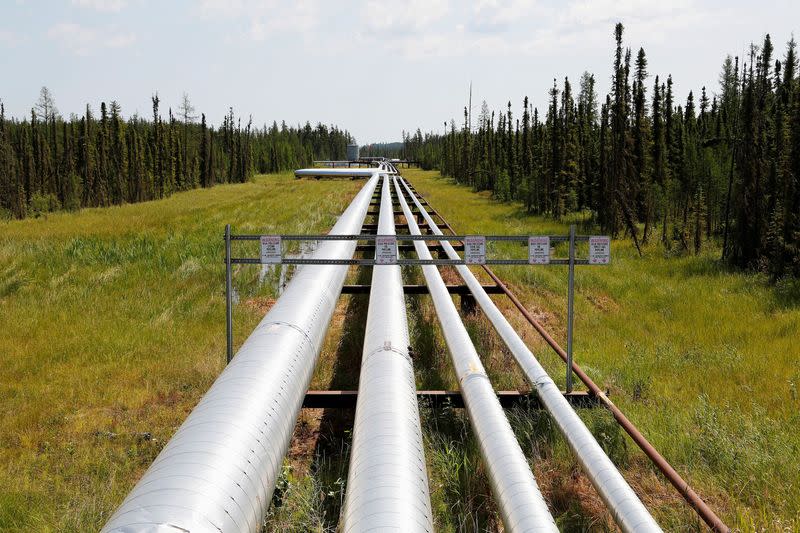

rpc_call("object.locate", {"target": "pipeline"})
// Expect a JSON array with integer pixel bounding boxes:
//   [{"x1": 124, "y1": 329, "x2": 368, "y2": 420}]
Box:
[
  {"x1": 103, "y1": 173, "x2": 380, "y2": 533},
  {"x1": 397, "y1": 177, "x2": 662, "y2": 533},
  {"x1": 393, "y1": 176, "x2": 558, "y2": 533},
  {"x1": 400, "y1": 181, "x2": 729, "y2": 533},
  {"x1": 295, "y1": 162, "x2": 395, "y2": 179},
  {"x1": 341, "y1": 175, "x2": 433, "y2": 532}
]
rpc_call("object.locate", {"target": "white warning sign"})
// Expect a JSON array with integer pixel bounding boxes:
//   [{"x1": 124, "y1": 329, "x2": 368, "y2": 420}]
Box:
[
  {"x1": 375, "y1": 236, "x2": 397, "y2": 264},
  {"x1": 589, "y1": 236, "x2": 611, "y2": 264},
  {"x1": 464, "y1": 235, "x2": 486, "y2": 265},
  {"x1": 528, "y1": 236, "x2": 550, "y2": 264},
  {"x1": 260, "y1": 235, "x2": 282, "y2": 264}
]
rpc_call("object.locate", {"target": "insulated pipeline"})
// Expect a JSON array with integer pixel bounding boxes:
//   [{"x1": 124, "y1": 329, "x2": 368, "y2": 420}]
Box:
[
  {"x1": 103, "y1": 173, "x2": 380, "y2": 533},
  {"x1": 397, "y1": 177, "x2": 663, "y2": 533},
  {"x1": 399, "y1": 180, "x2": 729, "y2": 533},
  {"x1": 393, "y1": 176, "x2": 558, "y2": 533},
  {"x1": 341, "y1": 175, "x2": 433, "y2": 532}
]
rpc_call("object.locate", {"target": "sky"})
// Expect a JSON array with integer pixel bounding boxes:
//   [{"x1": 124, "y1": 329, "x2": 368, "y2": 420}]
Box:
[{"x1": 1, "y1": 0, "x2": 798, "y2": 143}]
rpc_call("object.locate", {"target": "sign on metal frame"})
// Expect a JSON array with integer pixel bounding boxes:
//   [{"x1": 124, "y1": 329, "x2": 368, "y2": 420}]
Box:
[
  {"x1": 528, "y1": 236, "x2": 550, "y2": 264},
  {"x1": 589, "y1": 236, "x2": 611, "y2": 265},
  {"x1": 260, "y1": 235, "x2": 282, "y2": 264},
  {"x1": 375, "y1": 235, "x2": 398, "y2": 264},
  {"x1": 464, "y1": 235, "x2": 486, "y2": 265}
]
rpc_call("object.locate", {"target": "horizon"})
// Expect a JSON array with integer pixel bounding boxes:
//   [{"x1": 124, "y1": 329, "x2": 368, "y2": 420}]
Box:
[{"x1": 1, "y1": 1, "x2": 798, "y2": 144}]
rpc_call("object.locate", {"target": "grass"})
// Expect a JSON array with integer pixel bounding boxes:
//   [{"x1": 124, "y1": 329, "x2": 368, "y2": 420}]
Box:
[
  {"x1": 0, "y1": 172, "x2": 363, "y2": 531},
  {"x1": 0, "y1": 168, "x2": 798, "y2": 531},
  {"x1": 402, "y1": 168, "x2": 800, "y2": 531}
]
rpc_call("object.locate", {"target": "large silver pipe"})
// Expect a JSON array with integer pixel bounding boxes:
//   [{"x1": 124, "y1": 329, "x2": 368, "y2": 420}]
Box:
[
  {"x1": 393, "y1": 177, "x2": 558, "y2": 533},
  {"x1": 341, "y1": 175, "x2": 433, "y2": 532},
  {"x1": 103, "y1": 173, "x2": 380, "y2": 533},
  {"x1": 397, "y1": 177, "x2": 663, "y2": 533},
  {"x1": 295, "y1": 168, "x2": 382, "y2": 178}
]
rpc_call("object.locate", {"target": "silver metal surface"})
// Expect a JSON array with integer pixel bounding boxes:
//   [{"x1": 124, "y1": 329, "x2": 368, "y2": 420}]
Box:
[
  {"x1": 393, "y1": 177, "x2": 558, "y2": 533},
  {"x1": 103, "y1": 173, "x2": 381, "y2": 533},
  {"x1": 342, "y1": 175, "x2": 433, "y2": 532},
  {"x1": 295, "y1": 163, "x2": 392, "y2": 179},
  {"x1": 397, "y1": 177, "x2": 663, "y2": 533}
]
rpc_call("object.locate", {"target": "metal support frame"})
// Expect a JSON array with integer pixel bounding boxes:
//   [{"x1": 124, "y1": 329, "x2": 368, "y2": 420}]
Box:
[
  {"x1": 302, "y1": 389, "x2": 597, "y2": 409},
  {"x1": 341, "y1": 283, "x2": 504, "y2": 294}
]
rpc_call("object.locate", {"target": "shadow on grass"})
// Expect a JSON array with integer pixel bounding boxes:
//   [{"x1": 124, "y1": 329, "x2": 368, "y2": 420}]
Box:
[
  {"x1": 420, "y1": 402, "x2": 499, "y2": 532},
  {"x1": 772, "y1": 276, "x2": 800, "y2": 310},
  {"x1": 309, "y1": 264, "x2": 373, "y2": 530}
]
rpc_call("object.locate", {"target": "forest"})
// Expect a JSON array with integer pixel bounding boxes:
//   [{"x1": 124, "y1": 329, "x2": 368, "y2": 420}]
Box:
[
  {"x1": 402, "y1": 24, "x2": 800, "y2": 279},
  {"x1": 0, "y1": 91, "x2": 352, "y2": 219}
]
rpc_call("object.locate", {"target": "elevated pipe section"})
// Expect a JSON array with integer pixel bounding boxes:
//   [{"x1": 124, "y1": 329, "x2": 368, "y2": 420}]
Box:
[
  {"x1": 342, "y1": 175, "x2": 433, "y2": 532},
  {"x1": 397, "y1": 177, "x2": 663, "y2": 533},
  {"x1": 393, "y1": 177, "x2": 558, "y2": 533},
  {"x1": 103, "y1": 175, "x2": 380, "y2": 533},
  {"x1": 295, "y1": 165, "x2": 392, "y2": 179}
]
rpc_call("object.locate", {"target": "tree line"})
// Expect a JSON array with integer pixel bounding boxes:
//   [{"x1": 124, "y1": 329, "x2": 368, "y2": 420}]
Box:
[
  {"x1": 0, "y1": 90, "x2": 353, "y2": 219},
  {"x1": 402, "y1": 24, "x2": 800, "y2": 278}
]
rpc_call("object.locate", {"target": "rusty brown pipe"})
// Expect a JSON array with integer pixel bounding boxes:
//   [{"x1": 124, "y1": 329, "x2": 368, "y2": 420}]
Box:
[{"x1": 404, "y1": 182, "x2": 730, "y2": 533}]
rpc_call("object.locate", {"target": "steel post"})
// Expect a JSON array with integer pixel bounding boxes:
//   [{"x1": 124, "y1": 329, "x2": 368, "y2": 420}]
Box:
[
  {"x1": 225, "y1": 223, "x2": 233, "y2": 365},
  {"x1": 567, "y1": 223, "x2": 575, "y2": 393}
]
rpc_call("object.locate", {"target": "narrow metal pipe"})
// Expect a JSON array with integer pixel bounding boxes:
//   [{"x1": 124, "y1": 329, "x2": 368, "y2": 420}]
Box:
[
  {"x1": 103, "y1": 173, "x2": 381, "y2": 533},
  {"x1": 393, "y1": 177, "x2": 557, "y2": 533},
  {"x1": 342, "y1": 175, "x2": 433, "y2": 532},
  {"x1": 397, "y1": 177, "x2": 663, "y2": 533},
  {"x1": 399, "y1": 180, "x2": 728, "y2": 532}
]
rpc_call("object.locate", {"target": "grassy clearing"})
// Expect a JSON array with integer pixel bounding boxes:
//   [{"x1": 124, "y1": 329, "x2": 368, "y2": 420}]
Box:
[
  {"x1": 402, "y1": 168, "x2": 800, "y2": 531},
  {"x1": 1, "y1": 168, "x2": 797, "y2": 531},
  {"x1": 0, "y1": 172, "x2": 363, "y2": 531}
]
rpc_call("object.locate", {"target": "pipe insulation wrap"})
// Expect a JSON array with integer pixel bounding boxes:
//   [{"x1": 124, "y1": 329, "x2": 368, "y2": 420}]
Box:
[
  {"x1": 397, "y1": 177, "x2": 662, "y2": 533},
  {"x1": 103, "y1": 173, "x2": 380, "y2": 533},
  {"x1": 393, "y1": 177, "x2": 558, "y2": 533},
  {"x1": 341, "y1": 175, "x2": 433, "y2": 532}
]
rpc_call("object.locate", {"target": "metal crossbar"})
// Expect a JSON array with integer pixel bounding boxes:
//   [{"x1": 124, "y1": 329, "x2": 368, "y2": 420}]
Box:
[
  {"x1": 230, "y1": 257, "x2": 590, "y2": 266},
  {"x1": 230, "y1": 233, "x2": 590, "y2": 242}
]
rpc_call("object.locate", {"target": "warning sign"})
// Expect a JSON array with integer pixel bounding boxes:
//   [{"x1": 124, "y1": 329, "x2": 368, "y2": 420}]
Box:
[
  {"x1": 589, "y1": 236, "x2": 610, "y2": 264},
  {"x1": 464, "y1": 236, "x2": 486, "y2": 265},
  {"x1": 260, "y1": 235, "x2": 282, "y2": 264},
  {"x1": 375, "y1": 236, "x2": 397, "y2": 264},
  {"x1": 528, "y1": 236, "x2": 550, "y2": 264}
]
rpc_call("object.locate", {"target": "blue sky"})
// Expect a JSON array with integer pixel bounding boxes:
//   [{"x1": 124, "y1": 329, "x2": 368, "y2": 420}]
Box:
[{"x1": 1, "y1": 0, "x2": 798, "y2": 142}]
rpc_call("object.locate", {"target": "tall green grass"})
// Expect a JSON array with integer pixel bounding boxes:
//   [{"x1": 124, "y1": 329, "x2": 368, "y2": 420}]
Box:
[
  {"x1": 1, "y1": 168, "x2": 797, "y2": 531},
  {"x1": 404, "y1": 168, "x2": 800, "y2": 531},
  {"x1": 0, "y1": 173, "x2": 363, "y2": 531}
]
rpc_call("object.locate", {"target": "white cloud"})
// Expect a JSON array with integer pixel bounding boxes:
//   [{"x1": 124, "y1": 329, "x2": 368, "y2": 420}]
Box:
[
  {"x1": 362, "y1": 0, "x2": 449, "y2": 35},
  {"x1": 197, "y1": 0, "x2": 321, "y2": 40},
  {"x1": 71, "y1": 0, "x2": 127, "y2": 12},
  {"x1": 47, "y1": 22, "x2": 136, "y2": 55},
  {"x1": 563, "y1": 0, "x2": 694, "y2": 27},
  {"x1": 361, "y1": 0, "x2": 712, "y2": 61},
  {"x1": 0, "y1": 29, "x2": 23, "y2": 47},
  {"x1": 468, "y1": 0, "x2": 541, "y2": 33}
]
